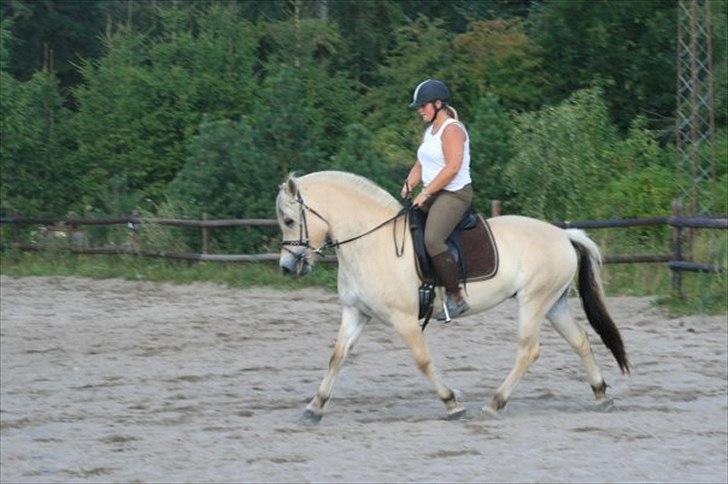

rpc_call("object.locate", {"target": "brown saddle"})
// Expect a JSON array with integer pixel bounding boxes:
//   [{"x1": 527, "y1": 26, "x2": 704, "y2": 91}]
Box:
[{"x1": 409, "y1": 209, "x2": 499, "y2": 286}]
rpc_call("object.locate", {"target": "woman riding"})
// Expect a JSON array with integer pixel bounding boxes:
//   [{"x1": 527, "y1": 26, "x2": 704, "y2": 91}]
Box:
[{"x1": 402, "y1": 79, "x2": 473, "y2": 320}]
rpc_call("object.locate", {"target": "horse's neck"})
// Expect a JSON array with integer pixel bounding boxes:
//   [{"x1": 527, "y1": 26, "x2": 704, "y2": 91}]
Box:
[
  {"x1": 305, "y1": 183, "x2": 400, "y2": 240},
  {"x1": 305, "y1": 180, "x2": 416, "y2": 302}
]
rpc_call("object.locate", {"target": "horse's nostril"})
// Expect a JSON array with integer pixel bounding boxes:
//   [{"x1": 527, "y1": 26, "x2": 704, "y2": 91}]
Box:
[{"x1": 281, "y1": 265, "x2": 292, "y2": 275}]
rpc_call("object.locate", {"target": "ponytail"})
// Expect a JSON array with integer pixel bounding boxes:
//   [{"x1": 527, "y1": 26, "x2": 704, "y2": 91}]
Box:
[{"x1": 445, "y1": 105, "x2": 459, "y2": 120}]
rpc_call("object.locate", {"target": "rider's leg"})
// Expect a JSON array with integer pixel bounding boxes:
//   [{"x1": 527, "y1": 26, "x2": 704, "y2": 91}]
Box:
[{"x1": 424, "y1": 185, "x2": 472, "y2": 306}]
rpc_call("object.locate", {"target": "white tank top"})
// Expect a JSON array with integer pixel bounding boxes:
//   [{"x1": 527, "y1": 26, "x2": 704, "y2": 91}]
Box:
[{"x1": 417, "y1": 117, "x2": 471, "y2": 191}]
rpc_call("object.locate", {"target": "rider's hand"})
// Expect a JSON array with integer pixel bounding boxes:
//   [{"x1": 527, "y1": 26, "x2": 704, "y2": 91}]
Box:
[{"x1": 413, "y1": 190, "x2": 431, "y2": 208}]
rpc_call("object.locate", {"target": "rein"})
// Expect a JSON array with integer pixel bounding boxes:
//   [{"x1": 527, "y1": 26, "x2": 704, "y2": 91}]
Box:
[{"x1": 280, "y1": 192, "x2": 410, "y2": 258}]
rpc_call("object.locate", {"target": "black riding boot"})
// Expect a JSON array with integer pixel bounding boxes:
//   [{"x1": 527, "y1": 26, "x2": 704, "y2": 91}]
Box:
[{"x1": 431, "y1": 252, "x2": 469, "y2": 320}]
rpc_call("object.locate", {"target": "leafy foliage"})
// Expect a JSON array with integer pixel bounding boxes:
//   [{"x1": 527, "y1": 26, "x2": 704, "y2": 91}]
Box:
[
  {"x1": 530, "y1": 0, "x2": 678, "y2": 130},
  {"x1": 253, "y1": 19, "x2": 358, "y2": 176},
  {"x1": 330, "y1": 123, "x2": 400, "y2": 195},
  {"x1": 72, "y1": 6, "x2": 259, "y2": 212},
  {"x1": 1, "y1": 1, "x2": 725, "y2": 240},
  {"x1": 467, "y1": 94, "x2": 515, "y2": 214},
  {"x1": 0, "y1": 70, "x2": 78, "y2": 215},
  {"x1": 165, "y1": 117, "x2": 279, "y2": 251},
  {"x1": 452, "y1": 19, "x2": 546, "y2": 112},
  {"x1": 505, "y1": 88, "x2": 619, "y2": 220}
]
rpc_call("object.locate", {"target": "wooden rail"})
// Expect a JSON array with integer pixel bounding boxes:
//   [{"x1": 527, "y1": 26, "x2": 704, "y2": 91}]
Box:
[
  {"x1": 0, "y1": 216, "x2": 278, "y2": 227},
  {"x1": 1, "y1": 199, "x2": 725, "y2": 295},
  {"x1": 12, "y1": 244, "x2": 341, "y2": 263}
]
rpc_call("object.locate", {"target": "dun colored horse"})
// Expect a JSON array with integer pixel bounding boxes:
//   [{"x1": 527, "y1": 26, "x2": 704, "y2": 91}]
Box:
[{"x1": 276, "y1": 171, "x2": 629, "y2": 422}]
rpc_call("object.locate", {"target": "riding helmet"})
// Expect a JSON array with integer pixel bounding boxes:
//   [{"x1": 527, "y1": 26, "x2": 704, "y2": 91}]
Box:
[{"x1": 409, "y1": 79, "x2": 450, "y2": 108}]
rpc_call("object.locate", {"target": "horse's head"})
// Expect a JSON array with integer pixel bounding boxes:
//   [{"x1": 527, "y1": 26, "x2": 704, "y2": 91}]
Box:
[{"x1": 276, "y1": 174, "x2": 329, "y2": 276}]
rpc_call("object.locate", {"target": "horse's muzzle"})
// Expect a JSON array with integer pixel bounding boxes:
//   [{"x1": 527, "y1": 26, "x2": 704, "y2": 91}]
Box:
[{"x1": 280, "y1": 253, "x2": 311, "y2": 277}]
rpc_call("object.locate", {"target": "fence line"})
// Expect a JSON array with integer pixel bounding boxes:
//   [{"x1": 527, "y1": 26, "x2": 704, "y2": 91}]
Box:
[{"x1": 2, "y1": 199, "x2": 725, "y2": 295}]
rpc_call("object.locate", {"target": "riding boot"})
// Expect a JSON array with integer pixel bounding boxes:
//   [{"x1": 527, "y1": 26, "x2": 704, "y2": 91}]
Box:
[{"x1": 431, "y1": 252, "x2": 469, "y2": 320}]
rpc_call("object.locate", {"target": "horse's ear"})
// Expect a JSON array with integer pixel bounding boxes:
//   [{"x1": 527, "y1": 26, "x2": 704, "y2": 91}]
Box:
[{"x1": 283, "y1": 176, "x2": 298, "y2": 197}]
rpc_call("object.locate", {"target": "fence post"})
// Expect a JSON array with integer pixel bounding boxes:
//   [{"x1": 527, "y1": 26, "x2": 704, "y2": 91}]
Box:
[
  {"x1": 129, "y1": 210, "x2": 141, "y2": 251},
  {"x1": 68, "y1": 222, "x2": 77, "y2": 248},
  {"x1": 491, "y1": 200, "x2": 502, "y2": 217},
  {"x1": 11, "y1": 213, "x2": 21, "y2": 248},
  {"x1": 201, "y1": 212, "x2": 209, "y2": 255},
  {"x1": 671, "y1": 199, "x2": 683, "y2": 297}
]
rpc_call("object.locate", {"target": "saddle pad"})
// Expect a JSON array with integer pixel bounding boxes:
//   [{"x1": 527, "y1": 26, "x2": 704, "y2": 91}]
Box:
[
  {"x1": 459, "y1": 215, "x2": 499, "y2": 282},
  {"x1": 414, "y1": 214, "x2": 499, "y2": 284}
]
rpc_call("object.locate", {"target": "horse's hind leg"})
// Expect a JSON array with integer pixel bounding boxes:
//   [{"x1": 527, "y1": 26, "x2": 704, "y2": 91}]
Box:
[
  {"x1": 391, "y1": 311, "x2": 466, "y2": 419},
  {"x1": 547, "y1": 295, "x2": 608, "y2": 399},
  {"x1": 484, "y1": 294, "x2": 549, "y2": 414},
  {"x1": 303, "y1": 305, "x2": 368, "y2": 423}
]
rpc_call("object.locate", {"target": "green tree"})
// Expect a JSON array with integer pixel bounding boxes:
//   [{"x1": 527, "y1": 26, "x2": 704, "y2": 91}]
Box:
[
  {"x1": 165, "y1": 117, "x2": 279, "y2": 251},
  {"x1": 330, "y1": 123, "x2": 400, "y2": 194},
  {"x1": 0, "y1": 0, "x2": 163, "y2": 94},
  {"x1": 505, "y1": 88, "x2": 619, "y2": 220},
  {"x1": 254, "y1": 18, "x2": 358, "y2": 175},
  {"x1": 328, "y1": 0, "x2": 406, "y2": 86},
  {"x1": 592, "y1": 116, "x2": 675, "y2": 224},
  {"x1": 366, "y1": 16, "x2": 454, "y2": 175},
  {"x1": 452, "y1": 19, "x2": 547, "y2": 112},
  {"x1": 467, "y1": 94, "x2": 515, "y2": 214},
  {"x1": 0, "y1": 70, "x2": 78, "y2": 215},
  {"x1": 529, "y1": 0, "x2": 677, "y2": 130},
  {"x1": 71, "y1": 4, "x2": 258, "y2": 211}
]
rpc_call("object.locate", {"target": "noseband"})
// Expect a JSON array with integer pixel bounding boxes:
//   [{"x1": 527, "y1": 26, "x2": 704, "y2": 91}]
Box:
[{"x1": 280, "y1": 191, "x2": 410, "y2": 260}]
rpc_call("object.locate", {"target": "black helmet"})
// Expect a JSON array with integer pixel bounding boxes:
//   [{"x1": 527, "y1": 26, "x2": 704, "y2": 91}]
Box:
[{"x1": 409, "y1": 79, "x2": 450, "y2": 108}]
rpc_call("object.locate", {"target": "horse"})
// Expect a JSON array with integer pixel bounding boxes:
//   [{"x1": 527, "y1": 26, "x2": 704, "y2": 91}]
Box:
[{"x1": 276, "y1": 171, "x2": 629, "y2": 422}]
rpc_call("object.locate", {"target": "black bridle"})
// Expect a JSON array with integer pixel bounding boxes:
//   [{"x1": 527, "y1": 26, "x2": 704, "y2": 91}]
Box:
[{"x1": 280, "y1": 191, "x2": 410, "y2": 261}]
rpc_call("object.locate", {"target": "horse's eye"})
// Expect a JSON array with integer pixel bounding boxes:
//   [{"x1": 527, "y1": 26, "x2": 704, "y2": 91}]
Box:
[{"x1": 284, "y1": 218, "x2": 295, "y2": 228}]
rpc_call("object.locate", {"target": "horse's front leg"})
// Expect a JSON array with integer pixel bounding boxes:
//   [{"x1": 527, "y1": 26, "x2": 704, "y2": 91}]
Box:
[
  {"x1": 302, "y1": 305, "x2": 368, "y2": 423},
  {"x1": 391, "y1": 311, "x2": 466, "y2": 419}
]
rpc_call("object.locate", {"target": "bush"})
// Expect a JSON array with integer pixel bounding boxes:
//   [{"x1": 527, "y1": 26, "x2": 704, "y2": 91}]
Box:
[
  {"x1": 468, "y1": 93, "x2": 515, "y2": 215},
  {"x1": 0, "y1": 71, "x2": 78, "y2": 216},
  {"x1": 330, "y1": 123, "x2": 400, "y2": 195},
  {"x1": 164, "y1": 117, "x2": 281, "y2": 253},
  {"x1": 505, "y1": 88, "x2": 618, "y2": 220},
  {"x1": 71, "y1": 6, "x2": 259, "y2": 210}
]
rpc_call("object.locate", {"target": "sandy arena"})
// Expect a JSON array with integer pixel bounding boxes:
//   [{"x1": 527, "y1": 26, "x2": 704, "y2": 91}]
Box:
[{"x1": 1, "y1": 275, "x2": 726, "y2": 482}]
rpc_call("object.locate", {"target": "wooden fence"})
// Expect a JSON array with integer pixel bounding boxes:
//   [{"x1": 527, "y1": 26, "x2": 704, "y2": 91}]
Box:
[{"x1": 1, "y1": 200, "x2": 726, "y2": 295}]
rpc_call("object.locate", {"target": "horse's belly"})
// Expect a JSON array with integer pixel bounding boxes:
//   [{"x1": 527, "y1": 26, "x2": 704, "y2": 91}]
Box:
[{"x1": 464, "y1": 277, "x2": 517, "y2": 313}]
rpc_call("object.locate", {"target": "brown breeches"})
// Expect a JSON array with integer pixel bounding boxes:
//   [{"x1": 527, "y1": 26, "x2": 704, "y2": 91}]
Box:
[{"x1": 421, "y1": 184, "x2": 473, "y2": 257}]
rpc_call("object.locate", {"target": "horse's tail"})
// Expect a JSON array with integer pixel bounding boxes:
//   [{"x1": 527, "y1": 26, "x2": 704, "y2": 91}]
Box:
[{"x1": 566, "y1": 229, "x2": 630, "y2": 374}]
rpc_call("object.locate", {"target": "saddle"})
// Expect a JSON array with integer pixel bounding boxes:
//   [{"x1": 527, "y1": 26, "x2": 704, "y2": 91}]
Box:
[{"x1": 409, "y1": 207, "x2": 499, "y2": 324}]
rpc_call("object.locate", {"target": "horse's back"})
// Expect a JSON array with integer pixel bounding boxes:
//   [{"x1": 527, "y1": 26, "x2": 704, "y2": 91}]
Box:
[
  {"x1": 486, "y1": 215, "x2": 578, "y2": 287},
  {"x1": 487, "y1": 215, "x2": 570, "y2": 244}
]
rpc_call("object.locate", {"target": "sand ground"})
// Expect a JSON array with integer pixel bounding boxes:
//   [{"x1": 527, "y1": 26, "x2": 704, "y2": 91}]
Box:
[{"x1": 1, "y1": 275, "x2": 726, "y2": 482}]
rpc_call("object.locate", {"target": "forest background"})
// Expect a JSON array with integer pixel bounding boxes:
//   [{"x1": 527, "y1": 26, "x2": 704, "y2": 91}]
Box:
[{"x1": 0, "y1": 0, "x2": 726, "y2": 262}]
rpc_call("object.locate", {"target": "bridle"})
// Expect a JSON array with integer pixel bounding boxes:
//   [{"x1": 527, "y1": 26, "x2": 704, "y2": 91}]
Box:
[{"x1": 280, "y1": 191, "x2": 410, "y2": 261}]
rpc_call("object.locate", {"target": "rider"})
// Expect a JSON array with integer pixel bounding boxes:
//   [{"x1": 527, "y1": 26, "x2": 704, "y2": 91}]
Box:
[{"x1": 402, "y1": 79, "x2": 473, "y2": 320}]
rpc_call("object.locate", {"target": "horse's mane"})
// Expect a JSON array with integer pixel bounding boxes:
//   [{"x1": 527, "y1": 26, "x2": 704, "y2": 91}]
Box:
[{"x1": 296, "y1": 171, "x2": 402, "y2": 212}]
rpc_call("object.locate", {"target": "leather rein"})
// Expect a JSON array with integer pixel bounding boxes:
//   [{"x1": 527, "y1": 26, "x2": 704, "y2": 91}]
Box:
[{"x1": 280, "y1": 191, "x2": 410, "y2": 260}]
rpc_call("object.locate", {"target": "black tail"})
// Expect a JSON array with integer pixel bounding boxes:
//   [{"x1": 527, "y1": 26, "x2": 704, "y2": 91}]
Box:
[{"x1": 572, "y1": 241, "x2": 630, "y2": 374}]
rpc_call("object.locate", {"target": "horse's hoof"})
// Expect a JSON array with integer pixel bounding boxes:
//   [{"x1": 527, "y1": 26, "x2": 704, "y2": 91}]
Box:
[
  {"x1": 480, "y1": 405, "x2": 500, "y2": 420},
  {"x1": 300, "y1": 408, "x2": 323, "y2": 424},
  {"x1": 446, "y1": 406, "x2": 468, "y2": 421},
  {"x1": 591, "y1": 381, "x2": 609, "y2": 400}
]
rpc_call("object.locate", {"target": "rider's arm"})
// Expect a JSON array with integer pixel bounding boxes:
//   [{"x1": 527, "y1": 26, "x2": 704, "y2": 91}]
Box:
[{"x1": 402, "y1": 161, "x2": 422, "y2": 197}]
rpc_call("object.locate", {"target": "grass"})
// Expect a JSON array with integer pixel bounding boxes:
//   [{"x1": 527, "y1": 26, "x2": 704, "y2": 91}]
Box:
[
  {"x1": 601, "y1": 262, "x2": 727, "y2": 316},
  {"x1": 0, "y1": 250, "x2": 338, "y2": 292}
]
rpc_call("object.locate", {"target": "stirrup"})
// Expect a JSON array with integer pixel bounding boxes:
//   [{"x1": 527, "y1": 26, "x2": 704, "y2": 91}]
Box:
[{"x1": 435, "y1": 296, "x2": 470, "y2": 322}]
